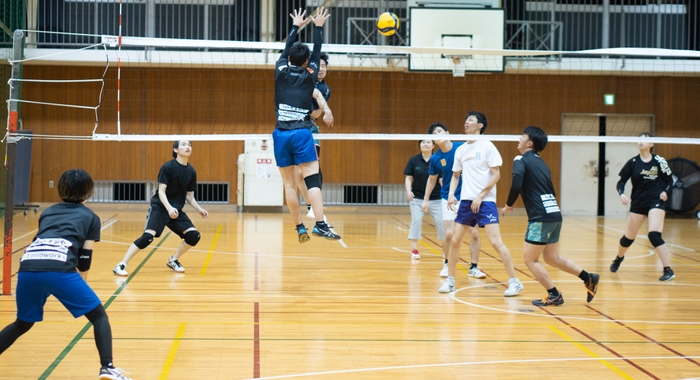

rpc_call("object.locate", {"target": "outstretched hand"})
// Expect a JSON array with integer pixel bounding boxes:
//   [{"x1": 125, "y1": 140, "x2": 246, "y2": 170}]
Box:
[
  {"x1": 290, "y1": 8, "x2": 307, "y2": 27},
  {"x1": 311, "y1": 7, "x2": 331, "y2": 27}
]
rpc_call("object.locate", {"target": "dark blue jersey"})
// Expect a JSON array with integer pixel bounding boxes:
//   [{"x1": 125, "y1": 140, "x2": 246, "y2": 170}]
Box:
[
  {"x1": 274, "y1": 25, "x2": 323, "y2": 130},
  {"x1": 506, "y1": 150, "x2": 562, "y2": 222}
]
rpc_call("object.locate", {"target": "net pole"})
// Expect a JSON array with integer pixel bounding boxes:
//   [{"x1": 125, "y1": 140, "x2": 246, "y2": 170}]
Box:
[
  {"x1": 117, "y1": 0, "x2": 122, "y2": 138},
  {"x1": 3, "y1": 30, "x2": 24, "y2": 296}
]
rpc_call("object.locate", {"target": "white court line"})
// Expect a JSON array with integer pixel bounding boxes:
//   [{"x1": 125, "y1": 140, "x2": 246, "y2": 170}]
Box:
[
  {"x1": 601, "y1": 224, "x2": 696, "y2": 252},
  {"x1": 449, "y1": 280, "x2": 700, "y2": 325},
  {"x1": 101, "y1": 219, "x2": 118, "y2": 230},
  {"x1": 245, "y1": 355, "x2": 700, "y2": 380},
  {"x1": 391, "y1": 247, "x2": 412, "y2": 254}
]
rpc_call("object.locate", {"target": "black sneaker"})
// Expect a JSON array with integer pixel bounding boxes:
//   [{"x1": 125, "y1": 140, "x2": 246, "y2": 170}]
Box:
[
  {"x1": 585, "y1": 273, "x2": 600, "y2": 303},
  {"x1": 532, "y1": 293, "x2": 564, "y2": 307},
  {"x1": 297, "y1": 224, "x2": 310, "y2": 243},
  {"x1": 610, "y1": 255, "x2": 625, "y2": 273},
  {"x1": 312, "y1": 223, "x2": 341, "y2": 240},
  {"x1": 659, "y1": 268, "x2": 675, "y2": 281}
]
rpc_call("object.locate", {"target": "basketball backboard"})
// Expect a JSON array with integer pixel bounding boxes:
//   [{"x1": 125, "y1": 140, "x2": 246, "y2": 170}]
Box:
[{"x1": 409, "y1": 7, "x2": 505, "y2": 73}]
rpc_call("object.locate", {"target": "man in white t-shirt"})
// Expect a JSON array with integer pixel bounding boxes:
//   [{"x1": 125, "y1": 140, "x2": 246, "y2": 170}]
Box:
[{"x1": 438, "y1": 111, "x2": 524, "y2": 297}]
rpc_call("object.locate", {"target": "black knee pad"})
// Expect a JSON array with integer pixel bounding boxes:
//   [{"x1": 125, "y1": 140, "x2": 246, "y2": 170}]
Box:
[
  {"x1": 304, "y1": 173, "x2": 322, "y2": 190},
  {"x1": 648, "y1": 231, "x2": 665, "y2": 248},
  {"x1": 184, "y1": 230, "x2": 201, "y2": 246},
  {"x1": 134, "y1": 233, "x2": 154, "y2": 249},
  {"x1": 620, "y1": 235, "x2": 635, "y2": 248},
  {"x1": 13, "y1": 319, "x2": 34, "y2": 334},
  {"x1": 84, "y1": 304, "x2": 107, "y2": 322}
]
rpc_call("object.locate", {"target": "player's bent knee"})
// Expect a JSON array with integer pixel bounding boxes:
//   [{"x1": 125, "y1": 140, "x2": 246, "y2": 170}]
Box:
[
  {"x1": 184, "y1": 230, "x2": 201, "y2": 246},
  {"x1": 84, "y1": 305, "x2": 107, "y2": 322},
  {"x1": 304, "y1": 173, "x2": 322, "y2": 190},
  {"x1": 648, "y1": 231, "x2": 665, "y2": 248},
  {"x1": 619, "y1": 235, "x2": 634, "y2": 248},
  {"x1": 134, "y1": 233, "x2": 154, "y2": 249},
  {"x1": 14, "y1": 319, "x2": 34, "y2": 334}
]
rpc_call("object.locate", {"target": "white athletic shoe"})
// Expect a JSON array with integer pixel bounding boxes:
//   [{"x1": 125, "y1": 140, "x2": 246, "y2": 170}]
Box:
[
  {"x1": 99, "y1": 367, "x2": 132, "y2": 380},
  {"x1": 113, "y1": 263, "x2": 128, "y2": 276},
  {"x1": 468, "y1": 267, "x2": 486, "y2": 279},
  {"x1": 439, "y1": 263, "x2": 449, "y2": 277},
  {"x1": 504, "y1": 278, "x2": 524, "y2": 297},
  {"x1": 438, "y1": 280, "x2": 455, "y2": 293},
  {"x1": 167, "y1": 257, "x2": 185, "y2": 273}
]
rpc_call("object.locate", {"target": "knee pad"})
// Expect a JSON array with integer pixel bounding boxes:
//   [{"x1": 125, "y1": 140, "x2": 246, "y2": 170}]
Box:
[
  {"x1": 184, "y1": 230, "x2": 201, "y2": 246},
  {"x1": 134, "y1": 233, "x2": 154, "y2": 249},
  {"x1": 304, "y1": 173, "x2": 322, "y2": 190},
  {"x1": 648, "y1": 231, "x2": 665, "y2": 248},
  {"x1": 13, "y1": 319, "x2": 34, "y2": 334},
  {"x1": 620, "y1": 235, "x2": 635, "y2": 248},
  {"x1": 84, "y1": 304, "x2": 107, "y2": 322}
]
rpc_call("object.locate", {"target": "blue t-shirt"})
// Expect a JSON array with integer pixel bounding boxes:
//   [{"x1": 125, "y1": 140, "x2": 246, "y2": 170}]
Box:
[{"x1": 428, "y1": 142, "x2": 463, "y2": 201}]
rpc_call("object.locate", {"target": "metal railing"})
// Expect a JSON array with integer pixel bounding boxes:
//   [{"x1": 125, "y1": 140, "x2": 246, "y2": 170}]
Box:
[{"x1": 2, "y1": 0, "x2": 698, "y2": 52}]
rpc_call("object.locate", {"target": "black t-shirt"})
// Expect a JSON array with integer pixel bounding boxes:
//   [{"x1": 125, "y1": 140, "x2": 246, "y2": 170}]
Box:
[
  {"x1": 152, "y1": 159, "x2": 197, "y2": 210},
  {"x1": 19, "y1": 202, "x2": 101, "y2": 272},
  {"x1": 404, "y1": 154, "x2": 441, "y2": 200},
  {"x1": 509, "y1": 150, "x2": 563, "y2": 222},
  {"x1": 312, "y1": 80, "x2": 331, "y2": 110},
  {"x1": 274, "y1": 25, "x2": 323, "y2": 130},
  {"x1": 617, "y1": 154, "x2": 673, "y2": 207}
]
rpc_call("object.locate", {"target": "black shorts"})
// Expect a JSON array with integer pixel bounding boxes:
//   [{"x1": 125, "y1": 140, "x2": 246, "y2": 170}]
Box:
[
  {"x1": 629, "y1": 199, "x2": 666, "y2": 215},
  {"x1": 144, "y1": 202, "x2": 194, "y2": 238}
]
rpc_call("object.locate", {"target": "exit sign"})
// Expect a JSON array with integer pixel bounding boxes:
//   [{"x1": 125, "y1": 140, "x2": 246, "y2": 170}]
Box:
[{"x1": 604, "y1": 94, "x2": 615, "y2": 105}]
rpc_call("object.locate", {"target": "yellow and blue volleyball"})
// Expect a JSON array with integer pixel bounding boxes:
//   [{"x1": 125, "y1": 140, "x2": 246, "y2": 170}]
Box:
[{"x1": 376, "y1": 12, "x2": 400, "y2": 37}]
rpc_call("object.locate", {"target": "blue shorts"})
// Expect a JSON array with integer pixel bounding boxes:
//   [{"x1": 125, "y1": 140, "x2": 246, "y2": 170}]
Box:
[
  {"x1": 272, "y1": 128, "x2": 318, "y2": 168},
  {"x1": 455, "y1": 200, "x2": 499, "y2": 227},
  {"x1": 16, "y1": 271, "x2": 102, "y2": 322},
  {"x1": 525, "y1": 221, "x2": 562, "y2": 245}
]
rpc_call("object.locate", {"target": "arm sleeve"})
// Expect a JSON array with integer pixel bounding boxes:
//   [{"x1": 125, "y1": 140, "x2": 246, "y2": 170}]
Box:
[
  {"x1": 656, "y1": 155, "x2": 674, "y2": 192},
  {"x1": 506, "y1": 174, "x2": 524, "y2": 207},
  {"x1": 506, "y1": 157, "x2": 526, "y2": 207},
  {"x1": 307, "y1": 26, "x2": 323, "y2": 82},
  {"x1": 617, "y1": 159, "x2": 633, "y2": 195},
  {"x1": 279, "y1": 25, "x2": 299, "y2": 65}
]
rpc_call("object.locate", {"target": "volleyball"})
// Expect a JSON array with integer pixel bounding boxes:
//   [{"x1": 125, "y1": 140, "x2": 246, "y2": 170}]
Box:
[{"x1": 376, "y1": 12, "x2": 400, "y2": 36}]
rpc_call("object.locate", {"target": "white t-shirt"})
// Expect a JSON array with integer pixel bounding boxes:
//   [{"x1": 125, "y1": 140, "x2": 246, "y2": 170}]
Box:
[{"x1": 452, "y1": 139, "x2": 503, "y2": 202}]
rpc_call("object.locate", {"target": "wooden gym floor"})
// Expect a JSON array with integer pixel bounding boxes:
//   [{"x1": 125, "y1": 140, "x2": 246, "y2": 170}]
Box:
[{"x1": 1, "y1": 207, "x2": 700, "y2": 379}]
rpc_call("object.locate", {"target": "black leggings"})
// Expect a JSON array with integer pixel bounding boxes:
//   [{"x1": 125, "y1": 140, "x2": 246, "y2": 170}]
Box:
[{"x1": 0, "y1": 305, "x2": 113, "y2": 368}]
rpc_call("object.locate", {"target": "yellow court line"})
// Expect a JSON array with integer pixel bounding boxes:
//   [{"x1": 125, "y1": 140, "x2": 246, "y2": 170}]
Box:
[
  {"x1": 548, "y1": 325, "x2": 634, "y2": 379},
  {"x1": 200, "y1": 224, "x2": 223, "y2": 276},
  {"x1": 159, "y1": 322, "x2": 187, "y2": 380}
]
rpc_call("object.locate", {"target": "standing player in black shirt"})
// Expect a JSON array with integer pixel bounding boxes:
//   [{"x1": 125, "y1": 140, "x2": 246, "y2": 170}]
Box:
[
  {"x1": 610, "y1": 133, "x2": 675, "y2": 281},
  {"x1": 113, "y1": 140, "x2": 208, "y2": 276},
  {"x1": 0, "y1": 169, "x2": 132, "y2": 380},
  {"x1": 502, "y1": 126, "x2": 599, "y2": 306},
  {"x1": 273, "y1": 7, "x2": 339, "y2": 242}
]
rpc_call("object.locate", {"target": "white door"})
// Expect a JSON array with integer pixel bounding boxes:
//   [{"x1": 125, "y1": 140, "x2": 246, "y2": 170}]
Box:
[{"x1": 560, "y1": 114, "x2": 653, "y2": 216}]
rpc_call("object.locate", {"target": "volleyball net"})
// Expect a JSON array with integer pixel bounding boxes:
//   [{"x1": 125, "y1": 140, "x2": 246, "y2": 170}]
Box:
[{"x1": 8, "y1": 29, "x2": 700, "y2": 144}]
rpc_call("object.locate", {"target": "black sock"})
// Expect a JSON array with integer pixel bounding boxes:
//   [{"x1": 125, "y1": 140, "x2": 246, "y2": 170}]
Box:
[
  {"x1": 578, "y1": 270, "x2": 590, "y2": 283},
  {"x1": 547, "y1": 287, "x2": 559, "y2": 297},
  {"x1": 444, "y1": 259, "x2": 448, "y2": 264},
  {"x1": 315, "y1": 221, "x2": 328, "y2": 229},
  {"x1": 296, "y1": 224, "x2": 305, "y2": 230},
  {"x1": 614, "y1": 255, "x2": 624, "y2": 263},
  {"x1": 85, "y1": 305, "x2": 113, "y2": 368},
  {"x1": 664, "y1": 266, "x2": 672, "y2": 271},
  {"x1": 470, "y1": 263, "x2": 477, "y2": 269}
]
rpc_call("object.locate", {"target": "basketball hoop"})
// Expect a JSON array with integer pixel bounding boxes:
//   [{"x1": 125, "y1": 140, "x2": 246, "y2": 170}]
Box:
[{"x1": 445, "y1": 54, "x2": 471, "y2": 77}]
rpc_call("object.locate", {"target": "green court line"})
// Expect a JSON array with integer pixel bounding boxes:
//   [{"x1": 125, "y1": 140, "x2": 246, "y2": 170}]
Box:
[{"x1": 39, "y1": 232, "x2": 171, "y2": 380}]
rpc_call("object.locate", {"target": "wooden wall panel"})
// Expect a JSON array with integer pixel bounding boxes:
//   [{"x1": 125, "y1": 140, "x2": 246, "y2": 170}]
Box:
[{"x1": 20, "y1": 66, "x2": 700, "y2": 206}]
